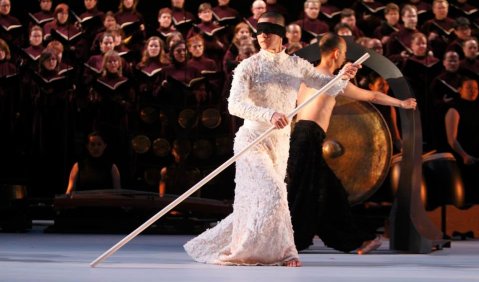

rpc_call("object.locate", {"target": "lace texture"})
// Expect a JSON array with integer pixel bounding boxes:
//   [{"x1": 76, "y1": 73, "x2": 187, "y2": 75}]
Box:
[{"x1": 184, "y1": 49, "x2": 347, "y2": 265}]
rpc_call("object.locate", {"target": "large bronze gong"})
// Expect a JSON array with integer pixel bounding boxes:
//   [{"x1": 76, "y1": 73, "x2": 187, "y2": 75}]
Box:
[{"x1": 323, "y1": 95, "x2": 392, "y2": 205}]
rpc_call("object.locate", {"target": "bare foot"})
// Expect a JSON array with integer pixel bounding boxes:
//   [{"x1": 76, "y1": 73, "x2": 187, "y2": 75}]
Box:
[
  {"x1": 283, "y1": 259, "x2": 302, "y2": 267},
  {"x1": 357, "y1": 235, "x2": 382, "y2": 255}
]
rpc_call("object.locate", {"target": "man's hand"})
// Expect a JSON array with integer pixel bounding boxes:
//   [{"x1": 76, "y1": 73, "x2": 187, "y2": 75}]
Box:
[
  {"x1": 340, "y1": 62, "x2": 361, "y2": 80},
  {"x1": 270, "y1": 112, "x2": 289, "y2": 129},
  {"x1": 400, "y1": 98, "x2": 417, "y2": 109}
]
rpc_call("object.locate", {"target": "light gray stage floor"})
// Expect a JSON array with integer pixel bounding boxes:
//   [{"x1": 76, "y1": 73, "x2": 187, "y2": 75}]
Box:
[{"x1": 1, "y1": 223, "x2": 479, "y2": 282}]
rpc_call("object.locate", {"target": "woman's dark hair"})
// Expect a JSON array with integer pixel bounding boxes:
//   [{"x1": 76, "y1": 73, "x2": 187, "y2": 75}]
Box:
[{"x1": 169, "y1": 40, "x2": 187, "y2": 63}]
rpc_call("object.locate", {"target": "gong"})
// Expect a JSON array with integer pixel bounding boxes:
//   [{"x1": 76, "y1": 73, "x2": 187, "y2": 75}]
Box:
[
  {"x1": 178, "y1": 109, "x2": 198, "y2": 129},
  {"x1": 323, "y1": 95, "x2": 392, "y2": 205},
  {"x1": 152, "y1": 138, "x2": 171, "y2": 157},
  {"x1": 139, "y1": 107, "x2": 158, "y2": 124},
  {"x1": 131, "y1": 135, "x2": 152, "y2": 154},
  {"x1": 201, "y1": 108, "x2": 222, "y2": 129},
  {"x1": 193, "y1": 139, "x2": 213, "y2": 160}
]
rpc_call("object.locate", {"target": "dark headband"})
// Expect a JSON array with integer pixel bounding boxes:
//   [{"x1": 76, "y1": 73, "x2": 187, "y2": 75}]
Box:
[{"x1": 256, "y1": 22, "x2": 285, "y2": 38}]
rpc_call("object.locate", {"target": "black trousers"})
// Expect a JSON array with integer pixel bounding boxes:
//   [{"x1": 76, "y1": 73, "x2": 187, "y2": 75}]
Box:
[{"x1": 287, "y1": 120, "x2": 375, "y2": 252}]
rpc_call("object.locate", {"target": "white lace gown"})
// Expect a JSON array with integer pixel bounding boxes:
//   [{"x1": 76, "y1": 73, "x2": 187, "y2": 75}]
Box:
[{"x1": 184, "y1": 49, "x2": 347, "y2": 265}]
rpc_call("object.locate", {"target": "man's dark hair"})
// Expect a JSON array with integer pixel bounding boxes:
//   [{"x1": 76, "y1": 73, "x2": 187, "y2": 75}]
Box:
[
  {"x1": 454, "y1": 17, "x2": 470, "y2": 29},
  {"x1": 258, "y1": 11, "x2": 285, "y2": 26},
  {"x1": 319, "y1": 33, "x2": 344, "y2": 55}
]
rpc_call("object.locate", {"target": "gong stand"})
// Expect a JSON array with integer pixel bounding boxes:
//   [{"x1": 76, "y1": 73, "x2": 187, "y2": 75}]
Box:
[{"x1": 295, "y1": 36, "x2": 449, "y2": 253}]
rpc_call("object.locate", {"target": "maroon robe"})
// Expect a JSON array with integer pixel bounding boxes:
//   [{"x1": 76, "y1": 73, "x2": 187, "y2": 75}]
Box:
[
  {"x1": 43, "y1": 21, "x2": 83, "y2": 43},
  {"x1": 447, "y1": 39, "x2": 467, "y2": 59},
  {"x1": 84, "y1": 54, "x2": 131, "y2": 86},
  {"x1": 373, "y1": 21, "x2": 400, "y2": 42},
  {"x1": 450, "y1": 2, "x2": 478, "y2": 20},
  {"x1": 75, "y1": 8, "x2": 104, "y2": 39},
  {"x1": 28, "y1": 10, "x2": 54, "y2": 26},
  {"x1": 161, "y1": 63, "x2": 202, "y2": 86},
  {"x1": 115, "y1": 9, "x2": 145, "y2": 46},
  {"x1": 222, "y1": 44, "x2": 239, "y2": 76},
  {"x1": 154, "y1": 26, "x2": 177, "y2": 43},
  {"x1": 421, "y1": 18, "x2": 456, "y2": 59},
  {"x1": 459, "y1": 58, "x2": 479, "y2": 80},
  {"x1": 188, "y1": 56, "x2": 217, "y2": 73},
  {"x1": 160, "y1": 63, "x2": 204, "y2": 107},
  {"x1": 244, "y1": 16, "x2": 258, "y2": 34},
  {"x1": 0, "y1": 14, "x2": 23, "y2": 48},
  {"x1": 189, "y1": 56, "x2": 222, "y2": 98},
  {"x1": 91, "y1": 74, "x2": 134, "y2": 173},
  {"x1": 43, "y1": 21, "x2": 85, "y2": 62},
  {"x1": 404, "y1": 0, "x2": 432, "y2": 25},
  {"x1": 294, "y1": 17, "x2": 329, "y2": 42},
  {"x1": 30, "y1": 68, "x2": 74, "y2": 196},
  {"x1": 115, "y1": 44, "x2": 136, "y2": 63},
  {"x1": 421, "y1": 18, "x2": 456, "y2": 39},
  {"x1": 171, "y1": 7, "x2": 195, "y2": 36},
  {"x1": 351, "y1": 26, "x2": 365, "y2": 39},
  {"x1": 22, "y1": 46, "x2": 44, "y2": 65},
  {"x1": 353, "y1": 0, "x2": 386, "y2": 37},
  {"x1": 385, "y1": 27, "x2": 418, "y2": 57},
  {"x1": 212, "y1": 5, "x2": 239, "y2": 26},
  {"x1": 136, "y1": 59, "x2": 165, "y2": 101},
  {"x1": 319, "y1": 4, "x2": 341, "y2": 26},
  {"x1": 430, "y1": 71, "x2": 463, "y2": 107},
  {"x1": 187, "y1": 21, "x2": 227, "y2": 71}
]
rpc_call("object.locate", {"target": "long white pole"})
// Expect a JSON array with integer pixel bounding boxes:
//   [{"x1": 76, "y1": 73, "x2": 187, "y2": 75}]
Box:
[{"x1": 89, "y1": 53, "x2": 370, "y2": 267}]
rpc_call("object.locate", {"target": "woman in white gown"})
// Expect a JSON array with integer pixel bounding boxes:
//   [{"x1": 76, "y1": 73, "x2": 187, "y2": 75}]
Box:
[{"x1": 184, "y1": 12, "x2": 354, "y2": 266}]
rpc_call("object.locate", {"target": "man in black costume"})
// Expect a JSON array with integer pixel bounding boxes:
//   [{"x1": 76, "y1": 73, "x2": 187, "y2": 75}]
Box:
[{"x1": 287, "y1": 33, "x2": 417, "y2": 254}]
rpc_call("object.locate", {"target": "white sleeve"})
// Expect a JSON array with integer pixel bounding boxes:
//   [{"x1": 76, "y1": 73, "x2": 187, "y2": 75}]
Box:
[
  {"x1": 297, "y1": 56, "x2": 348, "y2": 97},
  {"x1": 227, "y1": 61, "x2": 276, "y2": 123}
]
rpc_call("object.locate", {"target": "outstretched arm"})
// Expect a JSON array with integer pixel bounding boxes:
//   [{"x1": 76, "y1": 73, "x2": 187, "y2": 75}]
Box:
[
  {"x1": 299, "y1": 58, "x2": 353, "y2": 97},
  {"x1": 341, "y1": 82, "x2": 417, "y2": 109}
]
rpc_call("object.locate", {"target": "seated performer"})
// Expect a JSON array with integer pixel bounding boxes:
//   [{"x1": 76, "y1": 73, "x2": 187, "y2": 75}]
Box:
[
  {"x1": 66, "y1": 131, "x2": 121, "y2": 194},
  {"x1": 444, "y1": 77, "x2": 479, "y2": 203},
  {"x1": 184, "y1": 12, "x2": 358, "y2": 267},
  {"x1": 287, "y1": 33, "x2": 417, "y2": 254}
]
